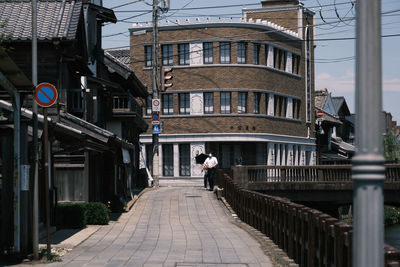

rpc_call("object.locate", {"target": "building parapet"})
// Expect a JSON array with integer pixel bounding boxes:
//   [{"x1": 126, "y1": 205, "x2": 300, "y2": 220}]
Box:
[{"x1": 130, "y1": 17, "x2": 300, "y2": 39}]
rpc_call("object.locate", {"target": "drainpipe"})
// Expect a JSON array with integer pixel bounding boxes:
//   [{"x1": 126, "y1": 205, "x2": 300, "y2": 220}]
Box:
[
  {"x1": 0, "y1": 71, "x2": 21, "y2": 254},
  {"x1": 304, "y1": 25, "x2": 311, "y2": 138}
]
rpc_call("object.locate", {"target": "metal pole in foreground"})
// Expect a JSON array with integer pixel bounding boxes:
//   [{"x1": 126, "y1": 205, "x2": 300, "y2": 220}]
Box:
[
  {"x1": 43, "y1": 108, "x2": 51, "y2": 259},
  {"x1": 32, "y1": 0, "x2": 39, "y2": 260},
  {"x1": 352, "y1": 0, "x2": 385, "y2": 266},
  {"x1": 152, "y1": 0, "x2": 159, "y2": 187}
]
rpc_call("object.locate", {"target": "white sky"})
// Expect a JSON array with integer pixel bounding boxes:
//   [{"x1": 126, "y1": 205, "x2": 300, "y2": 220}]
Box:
[{"x1": 103, "y1": 0, "x2": 400, "y2": 122}]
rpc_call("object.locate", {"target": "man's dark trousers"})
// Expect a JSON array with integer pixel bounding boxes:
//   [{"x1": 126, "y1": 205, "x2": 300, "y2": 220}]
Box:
[
  {"x1": 204, "y1": 170, "x2": 208, "y2": 188},
  {"x1": 208, "y1": 168, "x2": 216, "y2": 190}
]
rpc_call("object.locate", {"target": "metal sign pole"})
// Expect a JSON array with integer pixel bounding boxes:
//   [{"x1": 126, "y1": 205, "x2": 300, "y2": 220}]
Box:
[
  {"x1": 152, "y1": 0, "x2": 159, "y2": 186},
  {"x1": 43, "y1": 108, "x2": 51, "y2": 259},
  {"x1": 32, "y1": 0, "x2": 39, "y2": 260},
  {"x1": 352, "y1": 0, "x2": 385, "y2": 266}
]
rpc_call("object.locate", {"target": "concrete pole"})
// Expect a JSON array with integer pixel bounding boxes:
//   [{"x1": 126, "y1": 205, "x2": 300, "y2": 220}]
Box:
[
  {"x1": 152, "y1": 0, "x2": 160, "y2": 186},
  {"x1": 32, "y1": 0, "x2": 39, "y2": 260},
  {"x1": 352, "y1": 0, "x2": 385, "y2": 266}
]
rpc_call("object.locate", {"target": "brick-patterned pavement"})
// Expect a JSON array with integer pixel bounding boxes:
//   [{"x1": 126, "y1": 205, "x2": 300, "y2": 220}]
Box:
[{"x1": 44, "y1": 184, "x2": 273, "y2": 267}]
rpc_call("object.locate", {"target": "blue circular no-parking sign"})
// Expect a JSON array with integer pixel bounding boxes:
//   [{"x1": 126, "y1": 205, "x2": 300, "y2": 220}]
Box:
[{"x1": 34, "y1": 83, "x2": 58, "y2": 107}]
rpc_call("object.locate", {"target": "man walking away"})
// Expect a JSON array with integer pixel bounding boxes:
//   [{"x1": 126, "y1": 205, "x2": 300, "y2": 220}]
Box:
[{"x1": 202, "y1": 152, "x2": 218, "y2": 191}]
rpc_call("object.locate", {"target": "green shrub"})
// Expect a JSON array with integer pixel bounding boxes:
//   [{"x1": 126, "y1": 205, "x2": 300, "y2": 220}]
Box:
[
  {"x1": 384, "y1": 206, "x2": 400, "y2": 226},
  {"x1": 82, "y1": 202, "x2": 109, "y2": 225},
  {"x1": 56, "y1": 203, "x2": 86, "y2": 229},
  {"x1": 56, "y1": 202, "x2": 109, "y2": 229}
]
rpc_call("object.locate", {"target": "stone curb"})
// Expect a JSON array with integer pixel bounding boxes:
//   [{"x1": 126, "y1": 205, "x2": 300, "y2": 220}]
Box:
[
  {"x1": 219, "y1": 196, "x2": 299, "y2": 267},
  {"x1": 125, "y1": 186, "x2": 158, "y2": 211}
]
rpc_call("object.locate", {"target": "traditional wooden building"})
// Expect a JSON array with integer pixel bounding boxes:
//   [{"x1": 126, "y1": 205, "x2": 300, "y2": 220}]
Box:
[
  {"x1": 0, "y1": 0, "x2": 147, "y2": 256},
  {"x1": 314, "y1": 88, "x2": 355, "y2": 163}
]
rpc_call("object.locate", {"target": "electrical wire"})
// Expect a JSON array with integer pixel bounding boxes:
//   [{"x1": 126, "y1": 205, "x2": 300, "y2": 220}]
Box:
[
  {"x1": 105, "y1": 28, "x2": 400, "y2": 66},
  {"x1": 160, "y1": 0, "x2": 195, "y2": 20}
]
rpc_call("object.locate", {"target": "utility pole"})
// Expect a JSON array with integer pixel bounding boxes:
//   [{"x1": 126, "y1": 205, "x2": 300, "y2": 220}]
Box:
[
  {"x1": 352, "y1": 0, "x2": 384, "y2": 266},
  {"x1": 152, "y1": 0, "x2": 160, "y2": 186},
  {"x1": 32, "y1": 0, "x2": 39, "y2": 260}
]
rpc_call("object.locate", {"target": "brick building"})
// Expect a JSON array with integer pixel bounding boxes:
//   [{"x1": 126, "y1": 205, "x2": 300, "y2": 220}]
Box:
[{"x1": 129, "y1": 0, "x2": 316, "y2": 178}]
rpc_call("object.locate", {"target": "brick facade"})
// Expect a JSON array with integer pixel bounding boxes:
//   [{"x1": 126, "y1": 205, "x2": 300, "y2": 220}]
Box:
[{"x1": 131, "y1": 0, "x2": 316, "y2": 177}]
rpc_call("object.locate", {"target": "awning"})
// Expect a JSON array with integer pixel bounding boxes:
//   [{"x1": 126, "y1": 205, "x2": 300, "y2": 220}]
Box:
[
  {"x1": 88, "y1": 3, "x2": 117, "y2": 23},
  {"x1": 0, "y1": 100, "x2": 135, "y2": 153}
]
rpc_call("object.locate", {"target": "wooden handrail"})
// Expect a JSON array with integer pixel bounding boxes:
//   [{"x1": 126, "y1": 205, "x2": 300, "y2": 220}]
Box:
[
  {"x1": 231, "y1": 164, "x2": 400, "y2": 184},
  {"x1": 218, "y1": 170, "x2": 400, "y2": 267}
]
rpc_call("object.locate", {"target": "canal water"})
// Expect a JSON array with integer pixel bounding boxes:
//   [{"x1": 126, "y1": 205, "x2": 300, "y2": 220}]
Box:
[{"x1": 385, "y1": 224, "x2": 400, "y2": 249}]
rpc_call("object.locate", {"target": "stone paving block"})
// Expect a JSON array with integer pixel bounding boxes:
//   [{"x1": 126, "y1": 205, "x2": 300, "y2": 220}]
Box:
[{"x1": 53, "y1": 186, "x2": 273, "y2": 267}]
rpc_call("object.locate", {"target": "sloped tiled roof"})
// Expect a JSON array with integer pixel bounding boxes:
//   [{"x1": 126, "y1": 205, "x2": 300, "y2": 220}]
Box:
[
  {"x1": 103, "y1": 49, "x2": 148, "y2": 98},
  {"x1": 331, "y1": 97, "x2": 345, "y2": 113},
  {"x1": 105, "y1": 49, "x2": 130, "y2": 69},
  {"x1": 314, "y1": 89, "x2": 329, "y2": 109},
  {"x1": 0, "y1": 0, "x2": 82, "y2": 41}
]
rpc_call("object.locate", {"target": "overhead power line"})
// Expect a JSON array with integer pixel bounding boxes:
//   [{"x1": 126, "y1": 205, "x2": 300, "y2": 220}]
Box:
[{"x1": 110, "y1": 0, "x2": 146, "y2": 10}]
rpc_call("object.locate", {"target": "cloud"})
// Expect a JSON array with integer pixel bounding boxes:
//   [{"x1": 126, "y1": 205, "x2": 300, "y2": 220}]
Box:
[
  {"x1": 316, "y1": 71, "x2": 355, "y2": 93},
  {"x1": 316, "y1": 72, "x2": 400, "y2": 93},
  {"x1": 383, "y1": 78, "x2": 400, "y2": 92}
]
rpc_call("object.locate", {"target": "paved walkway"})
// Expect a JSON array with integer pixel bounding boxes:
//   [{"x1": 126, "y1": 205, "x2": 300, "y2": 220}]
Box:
[{"x1": 44, "y1": 181, "x2": 273, "y2": 267}]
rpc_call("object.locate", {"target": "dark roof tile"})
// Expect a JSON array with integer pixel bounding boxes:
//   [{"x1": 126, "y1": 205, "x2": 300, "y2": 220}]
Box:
[
  {"x1": 0, "y1": 0, "x2": 82, "y2": 41},
  {"x1": 105, "y1": 49, "x2": 131, "y2": 68}
]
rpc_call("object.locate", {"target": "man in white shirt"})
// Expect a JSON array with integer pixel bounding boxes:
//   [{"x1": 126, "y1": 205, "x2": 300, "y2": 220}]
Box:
[{"x1": 202, "y1": 152, "x2": 218, "y2": 191}]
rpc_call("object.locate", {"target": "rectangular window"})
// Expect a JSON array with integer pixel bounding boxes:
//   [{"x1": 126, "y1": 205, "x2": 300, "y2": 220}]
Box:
[
  {"x1": 237, "y1": 42, "x2": 247, "y2": 64},
  {"x1": 220, "y1": 42, "x2": 231, "y2": 64},
  {"x1": 113, "y1": 95, "x2": 128, "y2": 110},
  {"x1": 274, "y1": 49, "x2": 287, "y2": 70},
  {"x1": 204, "y1": 92, "x2": 214, "y2": 114},
  {"x1": 179, "y1": 93, "x2": 190, "y2": 114},
  {"x1": 238, "y1": 92, "x2": 247, "y2": 113},
  {"x1": 274, "y1": 48, "x2": 287, "y2": 70},
  {"x1": 162, "y1": 44, "x2": 173, "y2": 66},
  {"x1": 162, "y1": 144, "x2": 174, "y2": 176},
  {"x1": 68, "y1": 89, "x2": 83, "y2": 113},
  {"x1": 253, "y1": 92, "x2": 260, "y2": 114},
  {"x1": 145, "y1": 45, "x2": 152, "y2": 67},
  {"x1": 283, "y1": 51, "x2": 287, "y2": 70},
  {"x1": 292, "y1": 54, "x2": 300, "y2": 75},
  {"x1": 162, "y1": 94, "x2": 174, "y2": 115},
  {"x1": 282, "y1": 97, "x2": 287, "y2": 117},
  {"x1": 146, "y1": 95, "x2": 152, "y2": 115},
  {"x1": 253, "y1": 43, "x2": 260, "y2": 65},
  {"x1": 265, "y1": 45, "x2": 269, "y2": 66},
  {"x1": 178, "y1": 43, "x2": 190, "y2": 65},
  {"x1": 274, "y1": 96, "x2": 288, "y2": 117},
  {"x1": 274, "y1": 95, "x2": 279, "y2": 116},
  {"x1": 273, "y1": 48, "x2": 279, "y2": 68},
  {"x1": 293, "y1": 99, "x2": 301, "y2": 119},
  {"x1": 274, "y1": 95, "x2": 283, "y2": 116},
  {"x1": 203, "y1": 42, "x2": 213, "y2": 64},
  {"x1": 179, "y1": 144, "x2": 191, "y2": 176},
  {"x1": 265, "y1": 93, "x2": 269, "y2": 114},
  {"x1": 220, "y1": 92, "x2": 231, "y2": 114}
]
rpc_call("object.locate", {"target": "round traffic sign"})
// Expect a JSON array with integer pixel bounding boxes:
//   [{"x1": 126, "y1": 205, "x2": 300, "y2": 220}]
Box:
[
  {"x1": 316, "y1": 110, "x2": 324, "y2": 118},
  {"x1": 152, "y1": 112, "x2": 159, "y2": 121},
  {"x1": 35, "y1": 83, "x2": 58, "y2": 107}
]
